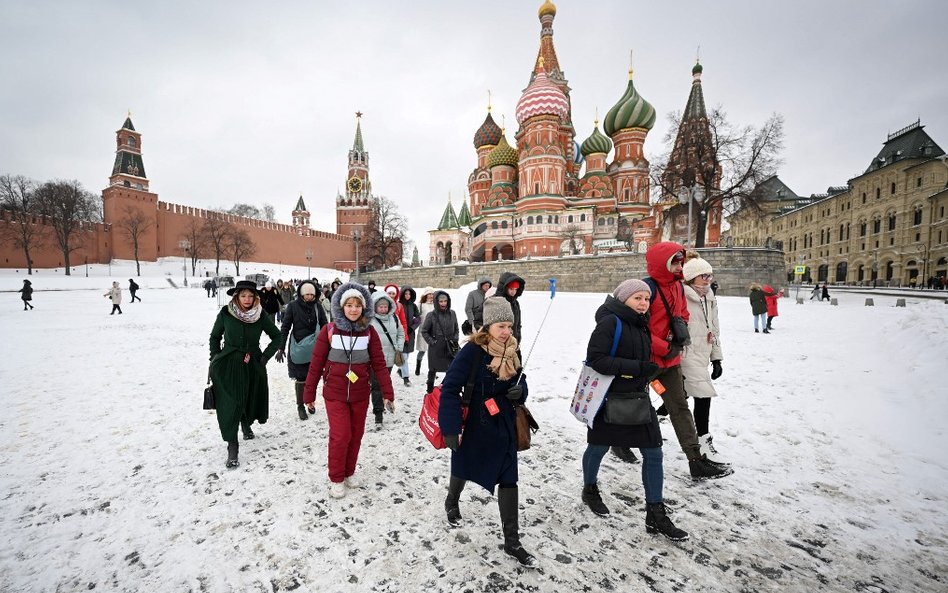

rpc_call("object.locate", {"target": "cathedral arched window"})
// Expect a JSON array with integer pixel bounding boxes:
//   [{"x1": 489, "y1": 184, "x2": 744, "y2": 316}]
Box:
[
  {"x1": 491, "y1": 221, "x2": 498, "y2": 230},
  {"x1": 547, "y1": 216, "x2": 553, "y2": 224},
  {"x1": 527, "y1": 216, "x2": 534, "y2": 225},
  {"x1": 580, "y1": 214, "x2": 586, "y2": 222},
  {"x1": 597, "y1": 217, "x2": 605, "y2": 226},
  {"x1": 568, "y1": 215, "x2": 574, "y2": 223},
  {"x1": 501, "y1": 220, "x2": 508, "y2": 229}
]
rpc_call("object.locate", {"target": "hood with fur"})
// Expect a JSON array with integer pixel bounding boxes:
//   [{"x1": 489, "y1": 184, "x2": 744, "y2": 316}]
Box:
[
  {"x1": 331, "y1": 282, "x2": 374, "y2": 332},
  {"x1": 371, "y1": 291, "x2": 397, "y2": 321}
]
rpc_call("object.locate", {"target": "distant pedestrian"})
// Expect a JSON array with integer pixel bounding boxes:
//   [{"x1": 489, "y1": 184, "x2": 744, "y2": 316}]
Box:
[
  {"x1": 414, "y1": 287, "x2": 435, "y2": 376},
  {"x1": 749, "y1": 283, "x2": 767, "y2": 333},
  {"x1": 397, "y1": 285, "x2": 419, "y2": 385},
  {"x1": 820, "y1": 282, "x2": 831, "y2": 301},
  {"x1": 275, "y1": 280, "x2": 327, "y2": 420},
  {"x1": 367, "y1": 280, "x2": 377, "y2": 294},
  {"x1": 496, "y1": 272, "x2": 525, "y2": 345},
  {"x1": 809, "y1": 284, "x2": 819, "y2": 300},
  {"x1": 763, "y1": 284, "x2": 783, "y2": 331},
  {"x1": 128, "y1": 278, "x2": 141, "y2": 303},
  {"x1": 259, "y1": 281, "x2": 284, "y2": 319},
  {"x1": 369, "y1": 291, "x2": 404, "y2": 429},
  {"x1": 104, "y1": 281, "x2": 123, "y2": 315},
  {"x1": 18, "y1": 279, "x2": 34, "y2": 310},
  {"x1": 464, "y1": 276, "x2": 492, "y2": 334},
  {"x1": 204, "y1": 280, "x2": 212, "y2": 297},
  {"x1": 420, "y1": 290, "x2": 459, "y2": 394}
]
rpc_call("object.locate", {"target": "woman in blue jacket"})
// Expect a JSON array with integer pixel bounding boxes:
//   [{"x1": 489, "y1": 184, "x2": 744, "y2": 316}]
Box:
[{"x1": 438, "y1": 297, "x2": 536, "y2": 568}]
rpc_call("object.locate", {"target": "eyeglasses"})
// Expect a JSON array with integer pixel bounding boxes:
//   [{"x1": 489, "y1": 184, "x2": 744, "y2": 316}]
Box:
[{"x1": 700, "y1": 274, "x2": 713, "y2": 280}]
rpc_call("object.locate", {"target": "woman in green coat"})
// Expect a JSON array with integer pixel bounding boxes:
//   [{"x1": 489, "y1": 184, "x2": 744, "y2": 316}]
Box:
[{"x1": 209, "y1": 280, "x2": 282, "y2": 468}]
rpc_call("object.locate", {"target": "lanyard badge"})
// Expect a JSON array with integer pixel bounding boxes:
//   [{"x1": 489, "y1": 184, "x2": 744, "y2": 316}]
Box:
[{"x1": 484, "y1": 398, "x2": 500, "y2": 416}]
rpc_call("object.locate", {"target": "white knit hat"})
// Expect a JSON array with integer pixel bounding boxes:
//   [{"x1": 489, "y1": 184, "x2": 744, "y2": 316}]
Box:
[
  {"x1": 339, "y1": 288, "x2": 366, "y2": 308},
  {"x1": 682, "y1": 258, "x2": 713, "y2": 282}
]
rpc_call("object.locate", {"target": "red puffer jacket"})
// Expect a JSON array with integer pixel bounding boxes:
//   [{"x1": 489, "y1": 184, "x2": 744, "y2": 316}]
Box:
[
  {"x1": 646, "y1": 241, "x2": 690, "y2": 368},
  {"x1": 763, "y1": 285, "x2": 782, "y2": 317},
  {"x1": 302, "y1": 323, "x2": 394, "y2": 405}
]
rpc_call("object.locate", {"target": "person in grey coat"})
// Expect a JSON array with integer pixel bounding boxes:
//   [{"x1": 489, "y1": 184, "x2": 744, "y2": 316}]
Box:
[
  {"x1": 464, "y1": 277, "x2": 492, "y2": 332},
  {"x1": 370, "y1": 291, "x2": 404, "y2": 428},
  {"x1": 420, "y1": 290, "x2": 459, "y2": 394}
]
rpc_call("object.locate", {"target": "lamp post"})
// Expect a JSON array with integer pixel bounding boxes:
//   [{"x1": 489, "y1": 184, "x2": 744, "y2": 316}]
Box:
[
  {"x1": 351, "y1": 230, "x2": 361, "y2": 281},
  {"x1": 678, "y1": 185, "x2": 703, "y2": 249},
  {"x1": 305, "y1": 247, "x2": 313, "y2": 279},
  {"x1": 85, "y1": 256, "x2": 88, "y2": 278},
  {"x1": 178, "y1": 239, "x2": 190, "y2": 287}
]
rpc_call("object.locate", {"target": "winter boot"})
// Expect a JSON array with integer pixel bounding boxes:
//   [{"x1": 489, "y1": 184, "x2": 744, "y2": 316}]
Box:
[
  {"x1": 689, "y1": 457, "x2": 733, "y2": 480},
  {"x1": 763, "y1": 328, "x2": 770, "y2": 334},
  {"x1": 445, "y1": 475, "x2": 466, "y2": 526},
  {"x1": 498, "y1": 486, "x2": 538, "y2": 568},
  {"x1": 241, "y1": 421, "x2": 255, "y2": 440},
  {"x1": 374, "y1": 411, "x2": 383, "y2": 430},
  {"x1": 295, "y1": 382, "x2": 308, "y2": 420},
  {"x1": 698, "y1": 434, "x2": 729, "y2": 465},
  {"x1": 755, "y1": 328, "x2": 760, "y2": 333},
  {"x1": 611, "y1": 446, "x2": 639, "y2": 464},
  {"x1": 582, "y1": 484, "x2": 610, "y2": 516},
  {"x1": 415, "y1": 359, "x2": 422, "y2": 376},
  {"x1": 645, "y1": 502, "x2": 689, "y2": 541},
  {"x1": 226, "y1": 440, "x2": 239, "y2": 468},
  {"x1": 403, "y1": 376, "x2": 411, "y2": 387}
]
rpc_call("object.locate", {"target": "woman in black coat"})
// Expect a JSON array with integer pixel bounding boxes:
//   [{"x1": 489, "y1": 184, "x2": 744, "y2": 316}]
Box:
[
  {"x1": 581, "y1": 279, "x2": 688, "y2": 541},
  {"x1": 276, "y1": 280, "x2": 327, "y2": 420},
  {"x1": 419, "y1": 290, "x2": 459, "y2": 394},
  {"x1": 19, "y1": 279, "x2": 34, "y2": 310},
  {"x1": 397, "y1": 286, "x2": 420, "y2": 385}
]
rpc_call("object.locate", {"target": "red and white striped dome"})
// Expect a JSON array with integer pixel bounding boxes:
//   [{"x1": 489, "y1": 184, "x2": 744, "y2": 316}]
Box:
[{"x1": 515, "y1": 62, "x2": 569, "y2": 125}]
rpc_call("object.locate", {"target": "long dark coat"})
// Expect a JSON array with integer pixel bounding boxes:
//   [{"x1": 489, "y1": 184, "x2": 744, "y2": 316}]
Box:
[
  {"x1": 19, "y1": 281, "x2": 33, "y2": 301},
  {"x1": 278, "y1": 281, "x2": 327, "y2": 381},
  {"x1": 260, "y1": 288, "x2": 284, "y2": 316},
  {"x1": 439, "y1": 342, "x2": 528, "y2": 493},
  {"x1": 749, "y1": 288, "x2": 767, "y2": 315},
  {"x1": 399, "y1": 286, "x2": 420, "y2": 353},
  {"x1": 496, "y1": 271, "x2": 525, "y2": 343},
  {"x1": 419, "y1": 290, "x2": 459, "y2": 372},
  {"x1": 585, "y1": 296, "x2": 662, "y2": 449},
  {"x1": 209, "y1": 306, "x2": 281, "y2": 441}
]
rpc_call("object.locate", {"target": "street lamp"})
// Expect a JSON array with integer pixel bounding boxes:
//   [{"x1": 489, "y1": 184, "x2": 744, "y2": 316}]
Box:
[
  {"x1": 677, "y1": 185, "x2": 704, "y2": 249},
  {"x1": 351, "y1": 230, "x2": 361, "y2": 281},
  {"x1": 305, "y1": 247, "x2": 313, "y2": 279},
  {"x1": 178, "y1": 239, "x2": 190, "y2": 287}
]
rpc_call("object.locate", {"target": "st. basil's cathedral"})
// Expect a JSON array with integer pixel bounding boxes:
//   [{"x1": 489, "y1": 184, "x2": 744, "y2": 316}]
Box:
[{"x1": 429, "y1": 0, "x2": 722, "y2": 264}]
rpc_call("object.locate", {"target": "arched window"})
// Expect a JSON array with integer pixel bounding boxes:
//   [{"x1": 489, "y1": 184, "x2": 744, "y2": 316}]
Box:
[
  {"x1": 872, "y1": 218, "x2": 881, "y2": 234},
  {"x1": 859, "y1": 222, "x2": 867, "y2": 237},
  {"x1": 914, "y1": 207, "x2": 923, "y2": 226},
  {"x1": 580, "y1": 214, "x2": 586, "y2": 222},
  {"x1": 597, "y1": 217, "x2": 605, "y2": 226},
  {"x1": 875, "y1": 187, "x2": 881, "y2": 199},
  {"x1": 127, "y1": 137, "x2": 136, "y2": 147},
  {"x1": 547, "y1": 215, "x2": 553, "y2": 224},
  {"x1": 568, "y1": 215, "x2": 573, "y2": 223},
  {"x1": 501, "y1": 220, "x2": 508, "y2": 229},
  {"x1": 888, "y1": 213, "x2": 896, "y2": 231},
  {"x1": 608, "y1": 217, "x2": 615, "y2": 226},
  {"x1": 491, "y1": 221, "x2": 498, "y2": 230},
  {"x1": 527, "y1": 216, "x2": 534, "y2": 225}
]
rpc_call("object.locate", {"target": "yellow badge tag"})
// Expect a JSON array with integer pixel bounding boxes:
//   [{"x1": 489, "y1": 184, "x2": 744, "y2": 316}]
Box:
[{"x1": 346, "y1": 370, "x2": 359, "y2": 383}]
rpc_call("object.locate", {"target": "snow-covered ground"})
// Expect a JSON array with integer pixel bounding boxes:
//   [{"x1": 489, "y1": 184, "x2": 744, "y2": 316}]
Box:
[{"x1": 1, "y1": 264, "x2": 946, "y2": 592}]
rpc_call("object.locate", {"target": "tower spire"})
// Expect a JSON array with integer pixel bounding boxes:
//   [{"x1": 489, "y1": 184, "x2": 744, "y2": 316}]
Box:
[{"x1": 352, "y1": 111, "x2": 365, "y2": 152}]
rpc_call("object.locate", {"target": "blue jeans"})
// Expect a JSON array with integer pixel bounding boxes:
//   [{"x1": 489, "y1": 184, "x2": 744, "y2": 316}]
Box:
[
  {"x1": 582, "y1": 444, "x2": 664, "y2": 504},
  {"x1": 753, "y1": 313, "x2": 767, "y2": 330}
]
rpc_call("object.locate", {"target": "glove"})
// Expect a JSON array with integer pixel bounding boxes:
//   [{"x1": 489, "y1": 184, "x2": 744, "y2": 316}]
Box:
[
  {"x1": 711, "y1": 360, "x2": 723, "y2": 380},
  {"x1": 384, "y1": 400, "x2": 395, "y2": 413},
  {"x1": 663, "y1": 343, "x2": 682, "y2": 361},
  {"x1": 444, "y1": 434, "x2": 460, "y2": 451},
  {"x1": 275, "y1": 350, "x2": 285, "y2": 363},
  {"x1": 506, "y1": 385, "x2": 524, "y2": 401},
  {"x1": 641, "y1": 362, "x2": 660, "y2": 380}
]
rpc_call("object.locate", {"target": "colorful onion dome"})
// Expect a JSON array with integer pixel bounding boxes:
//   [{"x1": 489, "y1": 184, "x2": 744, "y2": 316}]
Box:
[
  {"x1": 473, "y1": 112, "x2": 502, "y2": 149},
  {"x1": 692, "y1": 61, "x2": 703, "y2": 76},
  {"x1": 487, "y1": 135, "x2": 519, "y2": 168},
  {"x1": 603, "y1": 72, "x2": 656, "y2": 136},
  {"x1": 581, "y1": 121, "x2": 613, "y2": 156},
  {"x1": 515, "y1": 59, "x2": 570, "y2": 125},
  {"x1": 538, "y1": 0, "x2": 556, "y2": 18}
]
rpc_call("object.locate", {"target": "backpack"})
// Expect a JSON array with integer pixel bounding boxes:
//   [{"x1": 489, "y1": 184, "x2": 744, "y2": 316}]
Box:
[{"x1": 419, "y1": 347, "x2": 484, "y2": 449}]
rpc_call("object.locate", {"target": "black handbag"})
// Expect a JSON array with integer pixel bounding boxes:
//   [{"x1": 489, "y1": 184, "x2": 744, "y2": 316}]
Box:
[
  {"x1": 203, "y1": 372, "x2": 216, "y2": 410},
  {"x1": 656, "y1": 284, "x2": 691, "y2": 346},
  {"x1": 448, "y1": 340, "x2": 460, "y2": 356},
  {"x1": 603, "y1": 392, "x2": 651, "y2": 425}
]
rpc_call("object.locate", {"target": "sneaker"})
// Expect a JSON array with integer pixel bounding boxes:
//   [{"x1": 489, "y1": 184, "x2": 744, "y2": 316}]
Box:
[
  {"x1": 329, "y1": 481, "x2": 346, "y2": 498},
  {"x1": 611, "y1": 446, "x2": 639, "y2": 463},
  {"x1": 344, "y1": 475, "x2": 360, "y2": 489},
  {"x1": 582, "y1": 484, "x2": 610, "y2": 516}
]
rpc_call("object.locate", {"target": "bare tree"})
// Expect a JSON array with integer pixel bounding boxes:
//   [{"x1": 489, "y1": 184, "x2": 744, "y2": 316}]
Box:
[
  {"x1": 201, "y1": 215, "x2": 231, "y2": 275},
  {"x1": 227, "y1": 228, "x2": 256, "y2": 276},
  {"x1": 616, "y1": 217, "x2": 636, "y2": 251},
  {"x1": 360, "y1": 196, "x2": 407, "y2": 269},
  {"x1": 116, "y1": 204, "x2": 153, "y2": 276},
  {"x1": 0, "y1": 174, "x2": 43, "y2": 274},
  {"x1": 35, "y1": 179, "x2": 99, "y2": 275},
  {"x1": 651, "y1": 108, "x2": 784, "y2": 247},
  {"x1": 262, "y1": 203, "x2": 276, "y2": 222},
  {"x1": 227, "y1": 203, "x2": 261, "y2": 219},
  {"x1": 182, "y1": 218, "x2": 207, "y2": 275},
  {"x1": 558, "y1": 224, "x2": 584, "y2": 255}
]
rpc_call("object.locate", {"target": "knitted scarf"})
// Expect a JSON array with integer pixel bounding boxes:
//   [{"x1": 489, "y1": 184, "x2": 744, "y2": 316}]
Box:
[
  {"x1": 483, "y1": 335, "x2": 520, "y2": 381},
  {"x1": 229, "y1": 299, "x2": 262, "y2": 324},
  {"x1": 691, "y1": 283, "x2": 710, "y2": 297}
]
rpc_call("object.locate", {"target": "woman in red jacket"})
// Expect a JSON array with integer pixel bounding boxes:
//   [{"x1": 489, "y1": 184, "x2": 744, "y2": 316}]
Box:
[
  {"x1": 304, "y1": 282, "x2": 395, "y2": 499},
  {"x1": 763, "y1": 285, "x2": 784, "y2": 331}
]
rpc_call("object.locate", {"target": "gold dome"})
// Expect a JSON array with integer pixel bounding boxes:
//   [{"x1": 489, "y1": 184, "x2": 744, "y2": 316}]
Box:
[{"x1": 538, "y1": 0, "x2": 556, "y2": 18}]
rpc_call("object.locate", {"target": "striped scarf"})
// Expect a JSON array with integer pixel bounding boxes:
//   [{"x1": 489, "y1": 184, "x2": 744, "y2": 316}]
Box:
[{"x1": 229, "y1": 300, "x2": 262, "y2": 324}]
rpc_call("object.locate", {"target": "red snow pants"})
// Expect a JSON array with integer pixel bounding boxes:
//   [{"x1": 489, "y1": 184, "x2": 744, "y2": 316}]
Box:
[{"x1": 324, "y1": 398, "x2": 370, "y2": 483}]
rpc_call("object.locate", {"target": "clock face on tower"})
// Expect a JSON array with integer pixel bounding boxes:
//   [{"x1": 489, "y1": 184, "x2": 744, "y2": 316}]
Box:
[{"x1": 347, "y1": 177, "x2": 363, "y2": 193}]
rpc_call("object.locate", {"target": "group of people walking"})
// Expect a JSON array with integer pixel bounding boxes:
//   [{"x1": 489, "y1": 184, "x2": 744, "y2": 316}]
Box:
[{"x1": 205, "y1": 240, "x2": 736, "y2": 568}]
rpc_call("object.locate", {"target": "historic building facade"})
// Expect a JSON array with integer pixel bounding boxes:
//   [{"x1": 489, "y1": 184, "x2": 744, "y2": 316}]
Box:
[
  {"x1": 727, "y1": 121, "x2": 948, "y2": 285},
  {"x1": 430, "y1": 1, "x2": 704, "y2": 263}
]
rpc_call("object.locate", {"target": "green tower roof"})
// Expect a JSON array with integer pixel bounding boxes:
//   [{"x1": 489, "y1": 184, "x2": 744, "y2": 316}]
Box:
[
  {"x1": 457, "y1": 200, "x2": 472, "y2": 227},
  {"x1": 437, "y1": 199, "x2": 460, "y2": 230},
  {"x1": 294, "y1": 194, "x2": 307, "y2": 211},
  {"x1": 353, "y1": 117, "x2": 364, "y2": 152},
  {"x1": 603, "y1": 73, "x2": 656, "y2": 136},
  {"x1": 580, "y1": 121, "x2": 613, "y2": 156}
]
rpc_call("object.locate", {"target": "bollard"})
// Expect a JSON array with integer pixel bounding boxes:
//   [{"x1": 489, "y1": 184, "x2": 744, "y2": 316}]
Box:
[
  {"x1": 830, "y1": 298, "x2": 838, "y2": 306},
  {"x1": 896, "y1": 298, "x2": 906, "y2": 307},
  {"x1": 865, "y1": 298, "x2": 874, "y2": 306},
  {"x1": 796, "y1": 297, "x2": 804, "y2": 305}
]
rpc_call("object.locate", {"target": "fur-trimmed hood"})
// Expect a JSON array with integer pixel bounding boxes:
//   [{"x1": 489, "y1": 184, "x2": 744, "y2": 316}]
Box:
[
  {"x1": 331, "y1": 282, "x2": 374, "y2": 332},
  {"x1": 371, "y1": 291, "x2": 397, "y2": 322}
]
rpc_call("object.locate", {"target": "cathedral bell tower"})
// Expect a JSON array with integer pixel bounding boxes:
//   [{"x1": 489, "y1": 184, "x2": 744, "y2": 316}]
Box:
[{"x1": 336, "y1": 112, "x2": 374, "y2": 236}]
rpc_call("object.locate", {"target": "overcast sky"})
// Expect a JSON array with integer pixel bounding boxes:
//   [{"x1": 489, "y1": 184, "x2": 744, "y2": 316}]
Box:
[{"x1": 2, "y1": 0, "x2": 946, "y2": 259}]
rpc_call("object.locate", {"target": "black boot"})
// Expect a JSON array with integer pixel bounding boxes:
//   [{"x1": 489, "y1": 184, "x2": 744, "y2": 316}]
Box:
[
  {"x1": 498, "y1": 486, "x2": 538, "y2": 568},
  {"x1": 415, "y1": 358, "x2": 422, "y2": 376},
  {"x1": 226, "y1": 440, "x2": 239, "y2": 468},
  {"x1": 646, "y1": 502, "x2": 689, "y2": 541},
  {"x1": 656, "y1": 404, "x2": 669, "y2": 417},
  {"x1": 295, "y1": 382, "x2": 308, "y2": 420},
  {"x1": 445, "y1": 475, "x2": 466, "y2": 526},
  {"x1": 403, "y1": 376, "x2": 411, "y2": 387},
  {"x1": 611, "y1": 446, "x2": 639, "y2": 463},
  {"x1": 374, "y1": 410, "x2": 383, "y2": 430},
  {"x1": 582, "y1": 484, "x2": 610, "y2": 516},
  {"x1": 689, "y1": 457, "x2": 733, "y2": 480},
  {"x1": 241, "y1": 421, "x2": 255, "y2": 440}
]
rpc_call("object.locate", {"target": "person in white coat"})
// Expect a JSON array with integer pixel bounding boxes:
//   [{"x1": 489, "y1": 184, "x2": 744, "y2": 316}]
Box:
[
  {"x1": 679, "y1": 258, "x2": 729, "y2": 465},
  {"x1": 414, "y1": 287, "x2": 435, "y2": 376},
  {"x1": 104, "y1": 281, "x2": 123, "y2": 315},
  {"x1": 370, "y1": 291, "x2": 404, "y2": 429}
]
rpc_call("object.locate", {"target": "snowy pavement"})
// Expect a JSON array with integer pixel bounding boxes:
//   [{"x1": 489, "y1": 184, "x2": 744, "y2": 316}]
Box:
[{"x1": 1, "y1": 279, "x2": 946, "y2": 592}]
